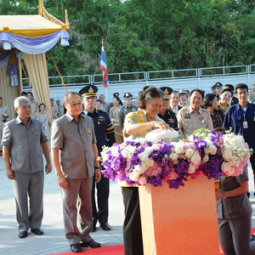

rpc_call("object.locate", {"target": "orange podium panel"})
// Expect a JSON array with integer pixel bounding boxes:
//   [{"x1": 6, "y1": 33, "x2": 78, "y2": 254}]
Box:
[{"x1": 139, "y1": 175, "x2": 220, "y2": 255}]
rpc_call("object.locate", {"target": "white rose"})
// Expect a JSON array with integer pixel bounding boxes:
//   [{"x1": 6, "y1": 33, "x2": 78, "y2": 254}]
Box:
[
  {"x1": 138, "y1": 152, "x2": 149, "y2": 162},
  {"x1": 208, "y1": 145, "x2": 217, "y2": 155},
  {"x1": 185, "y1": 149, "x2": 194, "y2": 158},
  {"x1": 175, "y1": 143, "x2": 185, "y2": 154},
  {"x1": 222, "y1": 149, "x2": 233, "y2": 161},
  {"x1": 191, "y1": 152, "x2": 201, "y2": 164},
  {"x1": 169, "y1": 153, "x2": 178, "y2": 160},
  {"x1": 205, "y1": 140, "x2": 213, "y2": 147}
]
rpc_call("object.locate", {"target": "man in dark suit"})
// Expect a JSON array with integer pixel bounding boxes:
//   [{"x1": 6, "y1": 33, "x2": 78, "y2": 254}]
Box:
[
  {"x1": 80, "y1": 85, "x2": 116, "y2": 232},
  {"x1": 158, "y1": 87, "x2": 178, "y2": 130}
]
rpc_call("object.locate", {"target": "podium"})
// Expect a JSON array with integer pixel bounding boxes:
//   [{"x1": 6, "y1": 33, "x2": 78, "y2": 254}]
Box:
[{"x1": 139, "y1": 175, "x2": 220, "y2": 255}]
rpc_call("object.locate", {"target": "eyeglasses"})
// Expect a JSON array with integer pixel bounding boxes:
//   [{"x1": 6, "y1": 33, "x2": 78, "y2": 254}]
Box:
[{"x1": 68, "y1": 103, "x2": 82, "y2": 108}]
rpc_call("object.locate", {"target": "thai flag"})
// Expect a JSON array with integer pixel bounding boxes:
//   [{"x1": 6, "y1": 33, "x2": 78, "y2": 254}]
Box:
[{"x1": 100, "y1": 40, "x2": 109, "y2": 88}]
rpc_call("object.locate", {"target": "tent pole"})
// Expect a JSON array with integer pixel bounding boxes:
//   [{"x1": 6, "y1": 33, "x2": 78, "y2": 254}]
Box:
[{"x1": 18, "y1": 58, "x2": 23, "y2": 94}]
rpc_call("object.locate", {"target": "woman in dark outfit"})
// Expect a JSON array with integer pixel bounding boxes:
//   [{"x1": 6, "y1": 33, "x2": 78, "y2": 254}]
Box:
[{"x1": 215, "y1": 167, "x2": 252, "y2": 255}]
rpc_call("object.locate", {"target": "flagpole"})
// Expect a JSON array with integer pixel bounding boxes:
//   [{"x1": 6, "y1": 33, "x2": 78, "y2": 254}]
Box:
[
  {"x1": 103, "y1": 39, "x2": 108, "y2": 102},
  {"x1": 101, "y1": 38, "x2": 109, "y2": 102}
]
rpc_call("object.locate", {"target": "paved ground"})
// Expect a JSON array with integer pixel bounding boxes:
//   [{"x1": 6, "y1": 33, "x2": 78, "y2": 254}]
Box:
[{"x1": 1, "y1": 157, "x2": 255, "y2": 255}]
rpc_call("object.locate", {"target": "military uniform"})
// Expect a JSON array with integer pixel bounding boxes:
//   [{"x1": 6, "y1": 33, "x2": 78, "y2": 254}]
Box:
[
  {"x1": 119, "y1": 92, "x2": 138, "y2": 130},
  {"x1": 84, "y1": 108, "x2": 115, "y2": 227},
  {"x1": 158, "y1": 87, "x2": 178, "y2": 130},
  {"x1": 158, "y1": 109, "x2": 178, "y2": 130},
  {"x1": 80, "y1": 85, "x2": 115, "y2": 230},
  {"x1": 177, "y1": 106, "x2": 213, "y2": 139}
]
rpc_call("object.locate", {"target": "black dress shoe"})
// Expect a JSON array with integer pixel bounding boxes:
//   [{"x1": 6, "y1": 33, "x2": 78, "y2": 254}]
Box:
[
  {"x1": 31, "y1": 228, "x2": 44, "y2": 235},
  {"x1": 19, "y1": 231, "x2": 28, "y2": 238},
  {"x1": 70, "y1": 244, "x2": 82, "y2": 253},
  {"x1": 100, "y1": 222, "x2": 111, "y2": 231},
  {"x1": 81, "y1": 239, "x2": 101, "y2": 248},
  {"x1": 91, "y1": 225, "x2": 96, "y2": 232}
]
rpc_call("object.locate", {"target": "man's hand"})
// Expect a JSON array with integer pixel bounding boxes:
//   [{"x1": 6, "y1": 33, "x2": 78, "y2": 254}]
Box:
[
  {"x1": 6, "y1": 169, "x2": 14, "y2": 180},
  {"x1": 45, "y1": 162, "x2": 52, "y2": 175},
  {"x1": 57, "y1": 174, "x2": 68, "y2": 189},
  {"x1": 95, "y1": 168, "x2": 101, "y2": 183}
]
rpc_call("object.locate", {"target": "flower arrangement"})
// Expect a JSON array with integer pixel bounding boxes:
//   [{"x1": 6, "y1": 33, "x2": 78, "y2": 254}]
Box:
[{"x1": 100, "y1": 129, "x2": 252, "y2": 189}]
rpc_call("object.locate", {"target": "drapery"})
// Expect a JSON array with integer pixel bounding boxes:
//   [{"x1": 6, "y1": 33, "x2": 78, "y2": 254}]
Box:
[
  {"x1": 0, "y1": 66, "x2": 20, "y2": 119},
  {"x1": 0, "y1": 29, "x2": 69, "y2": 54},
  {"x1": 22, "y1": 53, "x2": 52, "y2": 121},
  {"x1": 0, "y1": 52, "x2": 10, "y2": 68}
]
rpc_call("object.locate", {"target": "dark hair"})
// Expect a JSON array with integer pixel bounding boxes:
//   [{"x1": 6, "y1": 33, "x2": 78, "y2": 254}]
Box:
[
  {"x1": 190, "y1": 89, "x2": 205, "y2": 98},
  {"x1": 97, "y1": 99, "x2": 102, "y2": 103},
  {"x1": 235, "y1": 83, "x2": 248, "y2": 93},
  {"x1": 202, "y1": 93, "x2": 217, "y2": 109},
  {"x1": 137, "y1": 86, "x2": 163, "y2": 109},
  {"x1": 214, "y1": 127, "x2": 226, "y2": 134},
  {"x1": 113, "y1": 96, "x2": 123, "y2": 105},
  {"x1": 221, "y1": 88, "x2": 233, "y2": 97},
  {"x1": 27, "y1": 92, "x2": 33, "y2": 97},
  {"x1": 21, "y1": 91, "x2": 27, "y2": 96},
  {"x1": 0, "y1": 97, "x2": 2, "y2": 100},
  {"x1": 39, "y1": 103, "x2": 46, "y2": 112},
  {"x1": 225, "y1": 84, "x2": 234, "y2": 91}
]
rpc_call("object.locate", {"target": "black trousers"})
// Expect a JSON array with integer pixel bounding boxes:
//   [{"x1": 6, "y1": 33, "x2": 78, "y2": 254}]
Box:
[
  {"x1": 122, "y1": 187, "x2": 144, "y2": 255},
  {"x1": 91, "y1": 175, "x2": 109, "y2": 225},
  {"x1": 250, "y1": 152, "x2": 255, "y2": 184}
]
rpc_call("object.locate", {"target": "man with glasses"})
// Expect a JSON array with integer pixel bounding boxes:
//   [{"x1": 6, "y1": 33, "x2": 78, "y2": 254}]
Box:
[{"x1": 51, "y1": 92, "x2": 101, "y2": 253}]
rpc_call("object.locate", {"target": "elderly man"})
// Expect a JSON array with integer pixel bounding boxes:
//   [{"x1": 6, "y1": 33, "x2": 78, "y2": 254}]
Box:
[
  {"x1": 2, "y1": 96, "x2": 52, "y2": 238},
  {"x1": 51, "y1": 91, "x2": 101, "y2": 253},
  {"x1": 80, "y1": 85, "x2": 115, "y2": 232},
  {"x1": 178, "y1": 89, "x2": 213, "y2": 139}
]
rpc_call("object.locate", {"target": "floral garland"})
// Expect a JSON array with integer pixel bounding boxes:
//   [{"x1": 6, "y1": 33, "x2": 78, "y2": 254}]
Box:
[{"x1": 100, "y1": 129, "x2": 252, "y2": 189}]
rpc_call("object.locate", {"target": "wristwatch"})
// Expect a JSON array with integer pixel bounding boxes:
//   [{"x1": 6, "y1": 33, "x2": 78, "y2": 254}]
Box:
[{"x1": 95, "y1": 166, "x2": 101, "y2": 169}]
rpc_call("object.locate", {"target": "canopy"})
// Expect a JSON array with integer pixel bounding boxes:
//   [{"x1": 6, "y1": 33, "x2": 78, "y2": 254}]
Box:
[
  {"x1": 0, "y1": 0, "x2": 70, "y2": 119},
  {"x1": 0, "y1": 1, "x2": 69, "y2": 54}
]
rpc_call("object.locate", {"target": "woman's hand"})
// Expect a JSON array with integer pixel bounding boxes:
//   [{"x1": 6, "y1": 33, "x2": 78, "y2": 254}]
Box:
[{"x1": 153, "y1": 121, "x2": 171, "y2": 130}]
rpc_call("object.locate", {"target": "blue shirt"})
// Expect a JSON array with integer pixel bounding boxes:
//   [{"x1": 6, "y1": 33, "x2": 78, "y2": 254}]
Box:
[{"x1": 223, "y1": 103, "x2": 255, "y2": 150}]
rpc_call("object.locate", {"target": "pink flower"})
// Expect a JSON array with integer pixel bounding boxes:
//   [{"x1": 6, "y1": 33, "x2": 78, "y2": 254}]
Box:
[{"x1": 168, "y1": 170, "x2": 178, "y2": 180}]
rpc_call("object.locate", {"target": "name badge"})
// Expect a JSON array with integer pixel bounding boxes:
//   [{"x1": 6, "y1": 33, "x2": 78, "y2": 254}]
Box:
[
  {"x1": 243, "y1": 121, "x2": 248, "y2": 129},
  {"x1": 184, "y1": 113, "x2": 190, "y2": 119}
]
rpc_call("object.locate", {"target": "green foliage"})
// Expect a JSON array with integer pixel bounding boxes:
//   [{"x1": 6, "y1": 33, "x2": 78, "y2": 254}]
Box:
[{"x1": 2, "y1": 0, "x2": 255, "y2": 76}]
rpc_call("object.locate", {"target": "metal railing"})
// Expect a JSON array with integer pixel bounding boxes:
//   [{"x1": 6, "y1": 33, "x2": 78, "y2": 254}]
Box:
[{"x1": 22, "y1": 64, "x2": 255, "y2": 88}]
